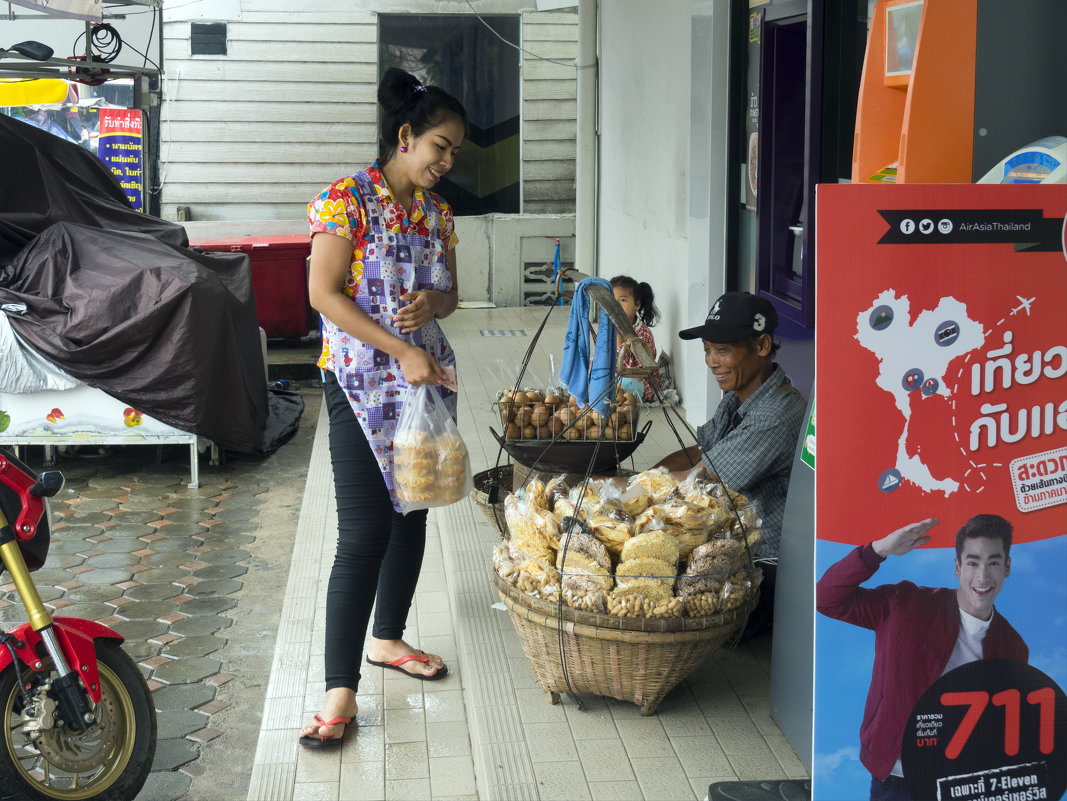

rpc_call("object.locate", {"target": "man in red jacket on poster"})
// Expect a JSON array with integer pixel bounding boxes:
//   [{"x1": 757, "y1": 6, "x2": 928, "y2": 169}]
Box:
[{"x1": 816, "y1": 515, "x2": 1028, "y2": 801}]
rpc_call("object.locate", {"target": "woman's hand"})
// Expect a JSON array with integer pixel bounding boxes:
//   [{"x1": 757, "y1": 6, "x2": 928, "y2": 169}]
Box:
[
  {"x1": 399, "y1": 345, "x2": 446, "y2": 386},
  {"x1": 394, "y1": 290, "x2": 439, "y2": 333},
  {"x1": 394, "y1": 250, "x2": 460, "y2": 333}
]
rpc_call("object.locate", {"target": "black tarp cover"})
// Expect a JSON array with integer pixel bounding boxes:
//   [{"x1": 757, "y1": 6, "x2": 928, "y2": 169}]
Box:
[
  {"x1": 0, "y1": 113, "x2": 186, "y2": 263},
  {"x1": 0, "y1": 113, "x2": 302, "y2": 455}
]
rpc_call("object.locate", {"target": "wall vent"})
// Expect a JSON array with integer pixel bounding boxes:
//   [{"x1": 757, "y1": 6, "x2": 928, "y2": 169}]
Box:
[{"x1": 191, "y1": 22, "x2": 227, "y2": 56}]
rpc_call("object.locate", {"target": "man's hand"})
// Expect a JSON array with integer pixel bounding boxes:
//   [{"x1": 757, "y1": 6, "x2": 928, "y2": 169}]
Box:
[
  {"x1": 654, "y1": 446, "x2": 703, "y2": 473},
  {"x1": 872, "y1": 518, "x2": 939, "y2": 558}
]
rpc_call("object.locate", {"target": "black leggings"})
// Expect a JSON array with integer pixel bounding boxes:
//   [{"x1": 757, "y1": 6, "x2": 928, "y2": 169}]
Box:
[{"x1": 323, "y1": 372, "x2": 428, "y2": 692}]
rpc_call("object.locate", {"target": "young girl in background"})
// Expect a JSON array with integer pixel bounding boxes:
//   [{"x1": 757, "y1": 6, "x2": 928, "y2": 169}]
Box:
[{"x1": 610, "y1": 275, "x2": 662, "y2": 402}]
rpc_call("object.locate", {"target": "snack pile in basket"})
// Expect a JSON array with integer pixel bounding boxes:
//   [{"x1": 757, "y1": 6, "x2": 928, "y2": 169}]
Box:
[
  {"x1": 496, "y1": 386, "x2": 640, "y2": 441},
  {"x1": 492, "y1": 466, "x2": 763, "y2": 619}
]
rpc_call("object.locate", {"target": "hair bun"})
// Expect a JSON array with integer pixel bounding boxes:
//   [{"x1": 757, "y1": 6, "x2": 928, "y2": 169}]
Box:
[{"x1": 378, "y1": 66, "x2": 424, "y2": 111}]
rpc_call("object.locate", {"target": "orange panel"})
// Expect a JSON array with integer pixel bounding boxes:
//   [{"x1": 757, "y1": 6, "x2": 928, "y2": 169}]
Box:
[
  {"x1": 852, "y1": 1, "x2": 908, "y2": 183},
  {"x1": 852, "y1": 0, "x2": 978, "y2": 184},
  {"x1": 897, "y1": 0, "x2": 977, "y2": 182}
]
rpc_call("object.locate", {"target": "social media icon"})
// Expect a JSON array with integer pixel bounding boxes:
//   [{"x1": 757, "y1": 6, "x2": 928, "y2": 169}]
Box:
[
  {"x1": 919, "y1": 219, "x2": 934, "y2": 234},
  {"x1": 900, "y1": 218, "x2": 916, "y2": 235},
  {"x1": 938, "y1": 218, "x2": 953, "y2": 234}
]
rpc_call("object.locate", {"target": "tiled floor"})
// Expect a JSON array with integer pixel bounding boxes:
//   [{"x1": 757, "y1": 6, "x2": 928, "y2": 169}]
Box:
[{"x1": 247, "y1": 306, "x2": 810, "y2": 801}]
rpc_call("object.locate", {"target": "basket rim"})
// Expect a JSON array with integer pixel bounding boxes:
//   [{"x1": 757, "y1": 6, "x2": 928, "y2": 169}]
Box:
[
  {"x1": 470, "y1": 464, "x2": 513, "y2": 505},
  {"x1": 491, "y1": 568, "x2": 754, "y2": 634}
]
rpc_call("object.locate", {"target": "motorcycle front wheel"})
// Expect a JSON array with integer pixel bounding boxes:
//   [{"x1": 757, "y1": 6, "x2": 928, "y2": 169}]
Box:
[{"x1": 0, "y1": 639, "x2": 156, "y2": 801}]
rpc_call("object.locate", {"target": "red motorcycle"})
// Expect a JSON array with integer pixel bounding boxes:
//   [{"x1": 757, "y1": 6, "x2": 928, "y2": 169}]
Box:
[{"x1": 0, "y1": 448, "x2": 155, "y2": 800}]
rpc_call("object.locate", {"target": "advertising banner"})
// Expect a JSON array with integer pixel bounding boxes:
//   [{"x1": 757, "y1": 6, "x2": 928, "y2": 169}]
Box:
[
  {"x1": 814, "y1": 184, "x2": 1067, "y2": 801},
  {"x1": 98, "y1": 108, "x2": 144, "y2": 212},
  {"x1": 744, "y1": 8, "x2": 762, "y2": 212}
]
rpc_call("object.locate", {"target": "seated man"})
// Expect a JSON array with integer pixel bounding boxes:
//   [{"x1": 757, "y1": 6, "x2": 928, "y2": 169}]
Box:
[
  {"x1": 658, "y1": 292, "x2": 806, "y2": 636},
  {"x1": 816, "y1": 515, "x2": 1028, "y2": 801}
]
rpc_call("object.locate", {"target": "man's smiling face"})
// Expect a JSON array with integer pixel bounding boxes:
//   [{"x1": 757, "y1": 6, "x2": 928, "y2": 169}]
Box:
[{"x1": 955, "y1": 536, "x2": 1011, "y2": 621}]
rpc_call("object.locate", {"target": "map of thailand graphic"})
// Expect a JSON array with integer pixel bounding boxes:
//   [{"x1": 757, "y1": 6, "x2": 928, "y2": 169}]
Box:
[{"x1": 855, "y1": 290, "x2": 985, "y2": 497}]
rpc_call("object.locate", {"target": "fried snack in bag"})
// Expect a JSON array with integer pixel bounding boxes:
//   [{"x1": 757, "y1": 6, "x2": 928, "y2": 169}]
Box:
[
  {"x1": 561, "y1": 484, "x2": 600, "y2": 524},
  {"x1": 677, "y1": 466, "x2": 713, "y2": 501},
  {"x1": 711, "y1": 482, "x2": 751, "y2": 511},
  {"x1": 569, "y1": 479, "x2": 601, "y2": 507},
  {"x1": 659, "y1": 498, "x2": 712, "y2": 530},
  {"x1": 504, "y1": 494, "x2": 557, "y2": 584},
  {"x1": 615, "y1": 556, "x2": 676, "y2": 594},
  {"x1": 590, "y1": 515, "x2": 631, "y2": 560},
  {"x1": 619, "y1": 484, "x2": 651, "y2": 518},
  {"x1": 557, "y1": 554, "x2": 613, "y2": 595},
  {"x1": 609, "y1": 583, "x2": 673, "y2": 610},
  {"x1": 688, "y1": 537, "x2": 746, "y2": 568},
  {"x1": 551, "y1": 498, "x2": 589, "y2": 529},
  {"x1": 564, "y1": 586, "x2": 607, "y2": 613},
  {"x1": 632, "y1": 506, "x2": 659, "y2": 533},
  {"x1": 677, "y1": 540, "x2": 752, "y2": 596},
  {"x1": 619, "y1": 529, "x2": 680, "y2": 566},
  {"x1": 545, "y1": 475, "x2": 570, "y2": 511},
  {"x1": 394, "y1": 384, "x2": 473, "y2": 513},
  {"x1": 492, "y1": 541, "x2": 520, "y2": 586},
  {"x1": 719, "y1": 569, "x2": 761, "y2": 611},
  {"x1": 557, "y1": 528, "x2": 612, "y2": 573},
  {"x1": 627, "y1": 467, "x2": 679, "y2": 504},
  {"x1": 673, "y1": 527, "x2": 710, "y2": 560},
  {"x1": 634, "y1": 509, "x2": 707, "y2": 561},
  {"x1": 522, "y1": 478, "x2": 550, "y2": 511}
]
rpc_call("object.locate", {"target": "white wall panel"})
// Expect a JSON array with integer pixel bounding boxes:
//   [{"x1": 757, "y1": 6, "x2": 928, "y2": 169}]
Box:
[{"x1": 161, "y1": 3, "x2": 577, "y2": 235}]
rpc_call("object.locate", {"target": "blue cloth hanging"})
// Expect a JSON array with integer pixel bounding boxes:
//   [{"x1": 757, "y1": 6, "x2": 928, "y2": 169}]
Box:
[{"x1": 559, "y1": 277, "x2": 616, "y2": 414}]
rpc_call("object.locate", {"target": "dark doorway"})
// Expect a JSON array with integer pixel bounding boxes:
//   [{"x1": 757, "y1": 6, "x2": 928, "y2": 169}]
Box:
[{"x1": 756, "y1": 2, "x2": 811, "y2": 327}]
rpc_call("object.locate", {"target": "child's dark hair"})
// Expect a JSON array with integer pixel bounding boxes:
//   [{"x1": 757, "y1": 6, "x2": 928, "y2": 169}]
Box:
[
  {"x1": 610, "y1": 275, "x2": 660, "y2": 327},
  {"x1": 377, "y1": 67, "x2": 469, "y2": 166}
]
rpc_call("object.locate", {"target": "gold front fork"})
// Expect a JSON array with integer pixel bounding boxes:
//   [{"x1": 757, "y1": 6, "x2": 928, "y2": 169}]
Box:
[{"x1": 0, "y1": 508, "x2": 54, "y2": 632}]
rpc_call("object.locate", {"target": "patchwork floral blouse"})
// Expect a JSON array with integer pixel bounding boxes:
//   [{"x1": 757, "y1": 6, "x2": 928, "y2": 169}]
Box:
[{"x1": 307, "y1": 162, "x2": 459, "y2": 372}]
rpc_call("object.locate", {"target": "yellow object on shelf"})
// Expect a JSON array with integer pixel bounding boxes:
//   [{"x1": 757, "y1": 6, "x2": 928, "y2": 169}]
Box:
[{"x1": 0, "y1": 78, "x2": 71, "y2": 106}]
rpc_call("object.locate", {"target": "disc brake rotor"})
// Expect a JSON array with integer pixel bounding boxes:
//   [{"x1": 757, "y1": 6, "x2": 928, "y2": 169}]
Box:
[{"x1": 32, "y1": 691, "x2": 120, "y2": 773}]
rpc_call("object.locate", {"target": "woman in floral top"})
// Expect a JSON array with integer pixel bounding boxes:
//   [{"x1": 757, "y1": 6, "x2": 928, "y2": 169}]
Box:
[{"x1": 299, "y1": 68, "x2": 467, "y2": 748}]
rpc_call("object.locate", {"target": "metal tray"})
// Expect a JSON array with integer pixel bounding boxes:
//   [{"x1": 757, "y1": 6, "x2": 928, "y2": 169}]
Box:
[{"x1": 489, "y1": 421, "x2": 650, "y2": 474}]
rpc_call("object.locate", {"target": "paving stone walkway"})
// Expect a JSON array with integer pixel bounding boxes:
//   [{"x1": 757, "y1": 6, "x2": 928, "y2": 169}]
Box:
[{"x1": 0, "y1": 388, "x2": 317, "y2": 801}]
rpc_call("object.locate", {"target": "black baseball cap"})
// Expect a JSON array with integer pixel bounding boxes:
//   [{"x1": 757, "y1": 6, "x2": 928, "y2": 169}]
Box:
[{"x1": 678, "y1": 292, "x2": 778, "y2": 343}]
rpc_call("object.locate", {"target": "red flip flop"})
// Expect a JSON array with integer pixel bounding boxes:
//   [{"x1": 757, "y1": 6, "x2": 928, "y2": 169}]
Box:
[
  {"x1": 366, "y1": 650, "x2": 449, "y2": 681},
  {"x1": 298, "y1": 712, "x2": 353, "y2": 748}
]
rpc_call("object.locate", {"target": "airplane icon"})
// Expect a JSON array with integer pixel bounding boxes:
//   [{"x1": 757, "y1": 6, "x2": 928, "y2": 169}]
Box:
[{"x1": 1012, "y1": 296, "x2": 1035, "y2": 316}]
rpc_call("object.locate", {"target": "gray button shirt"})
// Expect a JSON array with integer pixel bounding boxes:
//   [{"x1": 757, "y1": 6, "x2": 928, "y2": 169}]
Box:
[{"x1": 696, "y1": 365, "x2": 806, "y2": 559}]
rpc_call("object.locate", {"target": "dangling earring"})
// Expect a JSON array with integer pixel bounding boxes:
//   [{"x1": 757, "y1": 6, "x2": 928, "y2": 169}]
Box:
[{"x1": 400, "y1": 145, "x2": 407, "y2": 153}]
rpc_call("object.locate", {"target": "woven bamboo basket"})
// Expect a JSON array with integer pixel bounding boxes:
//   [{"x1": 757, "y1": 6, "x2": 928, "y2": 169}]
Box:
[
  {"x1": 493, "y1": 570, "x2": 755, "y2": 715},
  {"x1": 469, "y1": 464, "x2": 512, "y2": 534}
]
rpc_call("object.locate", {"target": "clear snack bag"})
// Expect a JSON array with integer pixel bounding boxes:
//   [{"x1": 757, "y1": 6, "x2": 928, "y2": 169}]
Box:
[{"x1": 393, "y1": 384, "x2": 473, "y2": 514}]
